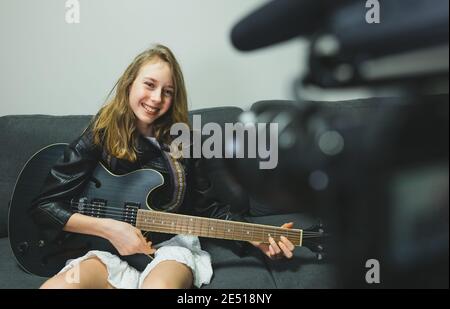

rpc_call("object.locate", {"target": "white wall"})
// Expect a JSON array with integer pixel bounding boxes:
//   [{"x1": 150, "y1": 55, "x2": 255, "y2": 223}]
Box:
[{"x1": 0, "y1": 0, "x2": 309, "y2": 116}]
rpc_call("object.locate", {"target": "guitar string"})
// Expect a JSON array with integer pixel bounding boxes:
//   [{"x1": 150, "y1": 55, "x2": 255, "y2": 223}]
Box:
[
  {"x1": 70, "y1": 207, "x2": 314, "y2": 241},
  {"x1": 72, "y1": 204, "x2": 323, "y2": 234},
  {"x1": 69, "y1": 199, "x2": 325, "y2": 236},
  {"x1": 69, "y1": 199, "x2": 324, "y2": 234},
  {"x1": 69, "y1": 203, "x2": 324, "y2": 239},
  {"x1": 69, "y1": 202, "x2": 324, "y2": 237}
]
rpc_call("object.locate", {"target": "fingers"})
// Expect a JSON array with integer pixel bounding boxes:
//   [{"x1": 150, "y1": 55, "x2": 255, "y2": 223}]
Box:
[
  {"x1": 136, "y1": 229, "x2": 154, "y2": 255},
  {"x1": 250, "y1": 241, "x2": 261, "y2": 247},
  {"x1": 252, "y1": 221, "x2": 296, "y2": 260},
  {"x1": 136, "y1": 229, "x2": 147, "y2": 244},
  {"x1": 278, "y1": 240, "x2": 293, "y2": 259},
  {"x1": 281, "y1": 222, "x2": 294, "y2": 229},
  {"x1": 146, "y1": 240, "x2": 156, "y2": 255},
  {"x1": 268, "y1": 237, "x2": 281, "y2": 256},
  {"x1": 268, "y1": 244, "x2": 275, "y2": 257},
  {"x1": 280, "y1": 236, "x2": 295, "y2": 251},
  {"x1": 268, "y1": 235, "x2": 295, "y2": 260},
  {"x1": 146, "y1": 237, "x2": 156, "y2": 254}
]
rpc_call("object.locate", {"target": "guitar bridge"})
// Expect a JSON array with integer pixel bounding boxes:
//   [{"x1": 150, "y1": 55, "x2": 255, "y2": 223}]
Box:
[{"x1": 89, "y1": 198, "x2": 107, "y2": 218}]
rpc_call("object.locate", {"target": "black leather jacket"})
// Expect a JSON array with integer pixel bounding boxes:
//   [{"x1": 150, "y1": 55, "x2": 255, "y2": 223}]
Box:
[{"x1": 30, "y1": 126, "x2": 249, "y2": 254}]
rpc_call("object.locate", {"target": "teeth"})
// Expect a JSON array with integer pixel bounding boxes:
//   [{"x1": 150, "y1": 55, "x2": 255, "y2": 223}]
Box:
[{"x1": 142, "y1": 103, "x2": 159, "y2": 113}]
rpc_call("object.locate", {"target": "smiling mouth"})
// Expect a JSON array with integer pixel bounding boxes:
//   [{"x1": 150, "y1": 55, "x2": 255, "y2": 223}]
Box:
[{"x1": 141, "y1": 103, "x2": 160, "y2": 115}]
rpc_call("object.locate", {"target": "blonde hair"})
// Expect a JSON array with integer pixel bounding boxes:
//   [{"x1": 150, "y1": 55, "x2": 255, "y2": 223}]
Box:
[{"x1": 92, "y1": 44, "x2": 189, "y2": 162}]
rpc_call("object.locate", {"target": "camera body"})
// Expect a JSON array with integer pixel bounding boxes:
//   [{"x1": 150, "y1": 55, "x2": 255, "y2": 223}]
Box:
[{"x1": 229, "y1": 0, "x2": 449, "y2": 288}]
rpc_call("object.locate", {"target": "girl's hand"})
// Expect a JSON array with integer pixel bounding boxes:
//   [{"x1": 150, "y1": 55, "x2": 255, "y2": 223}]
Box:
[
  {"x1": 250, "y1": 222, "x2": 295, "y2": 260},
  {"x1": 101, "y1": 219, "x2": 155, "y2": 256}
]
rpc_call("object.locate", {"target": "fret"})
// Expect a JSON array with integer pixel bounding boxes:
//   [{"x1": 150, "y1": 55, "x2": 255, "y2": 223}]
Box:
[
  {"x1": 198, "y1": 216, "x2": 204, "y2": 237},
  {"x1": 153, "y1": 212, "x2": 160, "y2": 232},
  {"x1": 151, "y1": 213, "x2": 156, "y2": 226},
  {"x1": 233, "y1": 222, "x2": 239, "y2": 240},
  {"x1": 228, "y1": 223, "x2": 234, "y2": 240},
  {"x1": 189, "y1": 216, "x2": 195, "y2": 235},
  {"x1": 233, "y1": 222, "x2": 241, "y2": 241},
  {"x1": 204, "y1": 217, "x2": 212, "y2": 238},
  {"x1": 243, "y1": 223, "x2": 252, "y2": 241},
  {"x1": 183, "y1": 216, "x2": 188, "y2": 235},
  {"x1": 214, "y1": 220, "x2": 221, "y2": 238},
  {"x1": 263, "y1": 226, "x2": 270, "y2": 239},
  {"x1": 169, "y1": 216, "x2": 176, "y2": 231},
  {"x1": 186, "y1": 216, "x2": 191, "y2": 235},
  {"x1": 254, "y1": 224, "x2": 263, "y2": 242},
  {"x1": 181, "y1": 214, "x2": 188, "y2": 235},
  {"x1": 205, "y1": 219, "x2": 211, "y2": 237},
  {"x1": 197, "y1": 217, "x2": 204, "y2": 236},
  {"x1": 220, "y1": 221, "x2": 226, "y2": 238},
  {"x1": 159, "y1": 213, "x2": 166, "y2": 233},
  {"x1": 156, "y1": 213, "x2": 162, "y2": 230},
  {"x1": 173, "y1": 214, "x2": 178, "y2": 233},
  {"x1": 187, "y1": 217, "x2": 194, "y2": 235},
  {"x1": 197, "y1": 217, "x2": 202, "y2": 236},
  {"x1": 212, "y1": 219, "x2": 218, "y2": 237},
  {"x1": 211, "y1": 219, "x2": 218, "y2": 238},
  {"x1": 205, "y1": 217, "x2": 211, "y2": 238},
  {"x1": 236, "y1": 223, "x2": 244, "y2": 241},
  {"x1": 175, "y1": 214, "x2": 181, "y2": 234},
  {"x1": 202, "y1": 217, "x2": 215, "y2": 238},
  {"x1": 241, "y1": 223, "x2": 250, "y2": 241}
]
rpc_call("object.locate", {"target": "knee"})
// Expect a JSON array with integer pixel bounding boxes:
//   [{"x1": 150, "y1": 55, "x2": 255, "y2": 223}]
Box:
[
  {"x1": 140, "y1": 259, "x2": 194, "y2": 289},
  {"x1": 40, "y1": 276, "x2": 70, "y2": 289},
  {"x1": 40, "y1": 258, "x2": 111, "y2": 289},
  {"x1": 141, "y1": 277, "x2": 178, "y2": 289},
  {"x1": 40, "y1": 280, "x2": 55, "y2": 289}
]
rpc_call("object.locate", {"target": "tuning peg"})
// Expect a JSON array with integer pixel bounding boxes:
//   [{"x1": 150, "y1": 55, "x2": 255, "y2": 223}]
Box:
[
  {"x1": 304, "y1": 220, "x2": 324, "y2": 233},
  {"x1": 316, "y1": 252, "x2": 326, "y2": 261}
]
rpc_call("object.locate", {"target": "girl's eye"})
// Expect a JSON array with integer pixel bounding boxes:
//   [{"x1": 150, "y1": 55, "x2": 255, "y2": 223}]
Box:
[
  {"x1": 145, "y1": 82, "x2": 155, "y2": 89},
  {"x1": 164, "y1": 90, "x2": 174, "y2": 97}
]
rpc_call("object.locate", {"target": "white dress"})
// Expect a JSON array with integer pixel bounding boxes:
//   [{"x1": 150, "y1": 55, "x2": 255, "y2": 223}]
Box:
[{"x1": 59, "y1": 234, "x2": 213, "y2": 288}]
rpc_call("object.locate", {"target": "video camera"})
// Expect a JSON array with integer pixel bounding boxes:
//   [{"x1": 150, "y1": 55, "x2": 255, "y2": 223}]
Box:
[{"x1": 227, "y1": 0, "x2": 449, "y2": 288}]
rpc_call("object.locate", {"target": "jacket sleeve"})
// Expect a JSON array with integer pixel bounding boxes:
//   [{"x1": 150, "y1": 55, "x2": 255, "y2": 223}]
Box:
[
  {"x1": 29, "y1": 127, "x2": 102, "y2": 242},
  {"x1": 187, "y1": 157, "x2": 252, "y2": 256}
]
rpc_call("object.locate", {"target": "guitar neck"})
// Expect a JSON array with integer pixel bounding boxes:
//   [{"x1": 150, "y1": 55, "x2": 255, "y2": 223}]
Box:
[{"x1": 136, "y1": 210, "x2": 303, "y2": 246}]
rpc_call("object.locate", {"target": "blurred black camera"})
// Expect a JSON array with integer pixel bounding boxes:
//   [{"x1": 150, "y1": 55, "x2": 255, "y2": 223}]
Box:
[{"x1": 228, "y1": 0, "x2": 449, "y2": 288}]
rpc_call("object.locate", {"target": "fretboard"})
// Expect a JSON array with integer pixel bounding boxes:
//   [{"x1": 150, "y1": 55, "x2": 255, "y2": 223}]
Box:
[{"x1": 135, "y1": 210, "x2": 303, "y2": 246}]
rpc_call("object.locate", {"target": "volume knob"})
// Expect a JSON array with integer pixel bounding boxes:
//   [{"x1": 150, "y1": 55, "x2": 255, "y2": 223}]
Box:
[{"x1": 18, "y1": 242, "x2": 29, "y2": 254}]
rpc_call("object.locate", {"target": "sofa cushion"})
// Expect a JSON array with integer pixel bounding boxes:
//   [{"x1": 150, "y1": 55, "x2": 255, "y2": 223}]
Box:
[
  {"x1": 201, "y1": 238, "x2": 277, "y2": 288},
  {"x1": 0, "y1": 115, "x2": 93, "y2": 237},
  {"x1": 188, "y1": 107, "x2": 249, "y2": 215}
]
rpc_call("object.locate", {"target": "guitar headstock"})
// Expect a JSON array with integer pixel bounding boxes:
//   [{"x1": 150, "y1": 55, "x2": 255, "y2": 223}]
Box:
[{"x1": 301, "y1": 221, "x2": 330, "y2": 261}]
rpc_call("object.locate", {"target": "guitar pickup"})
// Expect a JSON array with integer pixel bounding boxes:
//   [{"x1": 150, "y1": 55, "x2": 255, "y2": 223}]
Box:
[{"x1": 89, "y1": 198, "x2": 107, "y2": 218}]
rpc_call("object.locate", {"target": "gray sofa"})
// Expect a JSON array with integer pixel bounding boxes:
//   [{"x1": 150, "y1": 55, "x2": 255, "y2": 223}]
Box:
[{"x1": 0, "y1": 104, "x2": 337, "y2": 289}]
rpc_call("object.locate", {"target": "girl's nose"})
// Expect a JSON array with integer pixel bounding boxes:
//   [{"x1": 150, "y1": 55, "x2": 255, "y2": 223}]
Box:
[{"x1": 151, "y1": 91, "x2": 162, "y2": 104}]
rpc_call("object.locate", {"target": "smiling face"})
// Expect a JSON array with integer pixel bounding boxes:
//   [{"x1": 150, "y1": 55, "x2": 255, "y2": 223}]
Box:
[{"x1": 129, "y1": 59, "x2": 175, "y2": 136}]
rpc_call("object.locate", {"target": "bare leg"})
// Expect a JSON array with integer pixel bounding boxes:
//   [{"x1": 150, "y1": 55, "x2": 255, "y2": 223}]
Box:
[
  {"x1": 140, "y1": 260, "x2": 193, "y2": 289},
  {"x1": 40, "y1": 257, "x2": 115, "y2": 289}
]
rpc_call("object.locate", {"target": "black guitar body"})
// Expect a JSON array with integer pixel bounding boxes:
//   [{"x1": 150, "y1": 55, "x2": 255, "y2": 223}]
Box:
[{"x1": 8, "y1": 144, "x2": 165, "y2": 277}]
